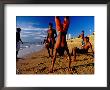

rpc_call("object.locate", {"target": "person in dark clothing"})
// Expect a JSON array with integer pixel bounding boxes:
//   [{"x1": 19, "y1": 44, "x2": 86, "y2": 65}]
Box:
[{"x1": 16, "y1": 28, "x2": 23, "y2": 59}]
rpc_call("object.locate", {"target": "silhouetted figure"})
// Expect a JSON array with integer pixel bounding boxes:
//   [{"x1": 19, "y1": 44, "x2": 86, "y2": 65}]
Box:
[{"x1": 16, "y1": 28, "x2": 23, "y2": 59}]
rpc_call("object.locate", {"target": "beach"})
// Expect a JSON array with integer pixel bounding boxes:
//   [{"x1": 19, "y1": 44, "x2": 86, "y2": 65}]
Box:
[{"x1": 16, "y1": 35, "x2": 94, "y2": 74}]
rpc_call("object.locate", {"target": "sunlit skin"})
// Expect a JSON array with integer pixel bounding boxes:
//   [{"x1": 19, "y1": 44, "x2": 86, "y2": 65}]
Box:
[
  {"x1": 71, "y1": 37, "x2": 94, "y2": 61},
  {"x1": 50, "y1": 16, "x2": 71, "y2": 72},
  {"x1": 45, "y1": 23, "x2": 57, "y2": 57}
]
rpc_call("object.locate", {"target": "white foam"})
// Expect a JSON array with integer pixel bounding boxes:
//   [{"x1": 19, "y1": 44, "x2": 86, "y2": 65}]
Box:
[{"x1": 18, "y1": 44, "x2": 44, "y2": 57}]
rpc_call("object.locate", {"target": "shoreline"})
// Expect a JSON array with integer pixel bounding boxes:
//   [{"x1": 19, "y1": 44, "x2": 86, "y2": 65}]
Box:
[
  {"x1": 17, "y1": 36, "x2": 94, "y2": 74},
  {"x1": 18, "y1": 35, "x2": 94, "y2": 58},
  {"x1": 18, "y1": 44, "x2": 44, "y2": 58}
]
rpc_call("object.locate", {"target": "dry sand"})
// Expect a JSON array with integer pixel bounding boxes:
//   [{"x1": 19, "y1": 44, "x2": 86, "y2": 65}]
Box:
[{"x1": 16, "y1": 35, "x2": 94, "y2": 74}]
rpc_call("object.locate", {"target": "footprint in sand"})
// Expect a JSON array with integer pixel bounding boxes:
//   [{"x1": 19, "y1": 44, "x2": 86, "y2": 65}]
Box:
[
  {"x1": 31, "y1": 57, "x2": 37, "y2": 59},
  {"x1": 35, "y1": 67, "x2": 47, "y2": 73},
  {"x1": 21, "y1": 63, "x2": 29, "y2": 65},
  {"x1": 38, "y1": 62, "x2": 44, "y2": 65}
]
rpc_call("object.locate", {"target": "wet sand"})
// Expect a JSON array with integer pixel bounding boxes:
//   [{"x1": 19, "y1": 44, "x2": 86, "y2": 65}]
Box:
[{"x1": 16, "y1": 35, "x2": 94, "y2": 74}]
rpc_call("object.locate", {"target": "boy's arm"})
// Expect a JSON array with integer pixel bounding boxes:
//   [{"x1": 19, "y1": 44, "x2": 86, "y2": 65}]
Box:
[{"x1": 47, "y1": 30, "x2": 49, "y2": 38}]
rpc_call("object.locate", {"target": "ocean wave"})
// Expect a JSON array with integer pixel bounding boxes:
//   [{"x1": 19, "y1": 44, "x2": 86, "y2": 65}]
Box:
[{"x1": 18, "y1": 44, "x2": 44, "y2": 57}]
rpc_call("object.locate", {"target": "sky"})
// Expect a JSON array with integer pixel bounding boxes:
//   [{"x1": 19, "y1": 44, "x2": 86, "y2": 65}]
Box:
[{"x1": 16, "y1": 16, "x2": 94, "y2": 42}]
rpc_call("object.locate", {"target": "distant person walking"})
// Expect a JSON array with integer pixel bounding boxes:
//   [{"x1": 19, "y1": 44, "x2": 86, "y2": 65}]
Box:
[{"x1": 16, "y1": 28, "x2": 23, "y2": 59}]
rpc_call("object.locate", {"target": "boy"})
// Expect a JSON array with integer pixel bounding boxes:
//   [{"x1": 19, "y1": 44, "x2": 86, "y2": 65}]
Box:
[
  {"x1": 50, "y1": 16, "x2": 71, "y2": 72},
  {"x1": 71, "y1": 36, "x2": 94, "y2": 61},
  {"x1": 46, "y1": 23, "x2": 57, "y2": 57}
]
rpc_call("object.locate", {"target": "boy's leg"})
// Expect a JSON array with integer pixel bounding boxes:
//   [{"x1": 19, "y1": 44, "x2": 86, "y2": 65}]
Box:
[
  {"x1": 51, "y1": 42, "x2": 54, "y2": 56},
  {"x1": 50, "y1": 48, "x2": 57, "y2": 72},
  {"x1": 46, "y1": 43, "x2": 51, "y2": 57},
  {"x1": 65, "y1": 47, "x2": 71, "y2": 68},
  {"x1": 72, "y1": 47, "x2": 77, "y2": 61},
  {"x1": 47, "y1": 48, "x2": 51, "y2": 57},
  {"x1": 52, "y1": 48, "x2": 53, "y2": 56},
  {"x1": 71, "y1": 48, "x2": 73, "y2": 56}
]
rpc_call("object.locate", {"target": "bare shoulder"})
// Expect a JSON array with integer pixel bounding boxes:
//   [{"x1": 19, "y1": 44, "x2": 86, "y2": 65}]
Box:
[{"x1": 89, "y1": 42, "x2": 92, "y2": 46}]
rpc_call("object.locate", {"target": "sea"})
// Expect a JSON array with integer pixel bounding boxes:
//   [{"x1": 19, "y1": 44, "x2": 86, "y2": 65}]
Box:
[
  {"x1": 18, "y1": 42, "x2": 44, "y2": 58},
  {"x1": 17, "y1": 30, "x2": 47, "y2": 57}
]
